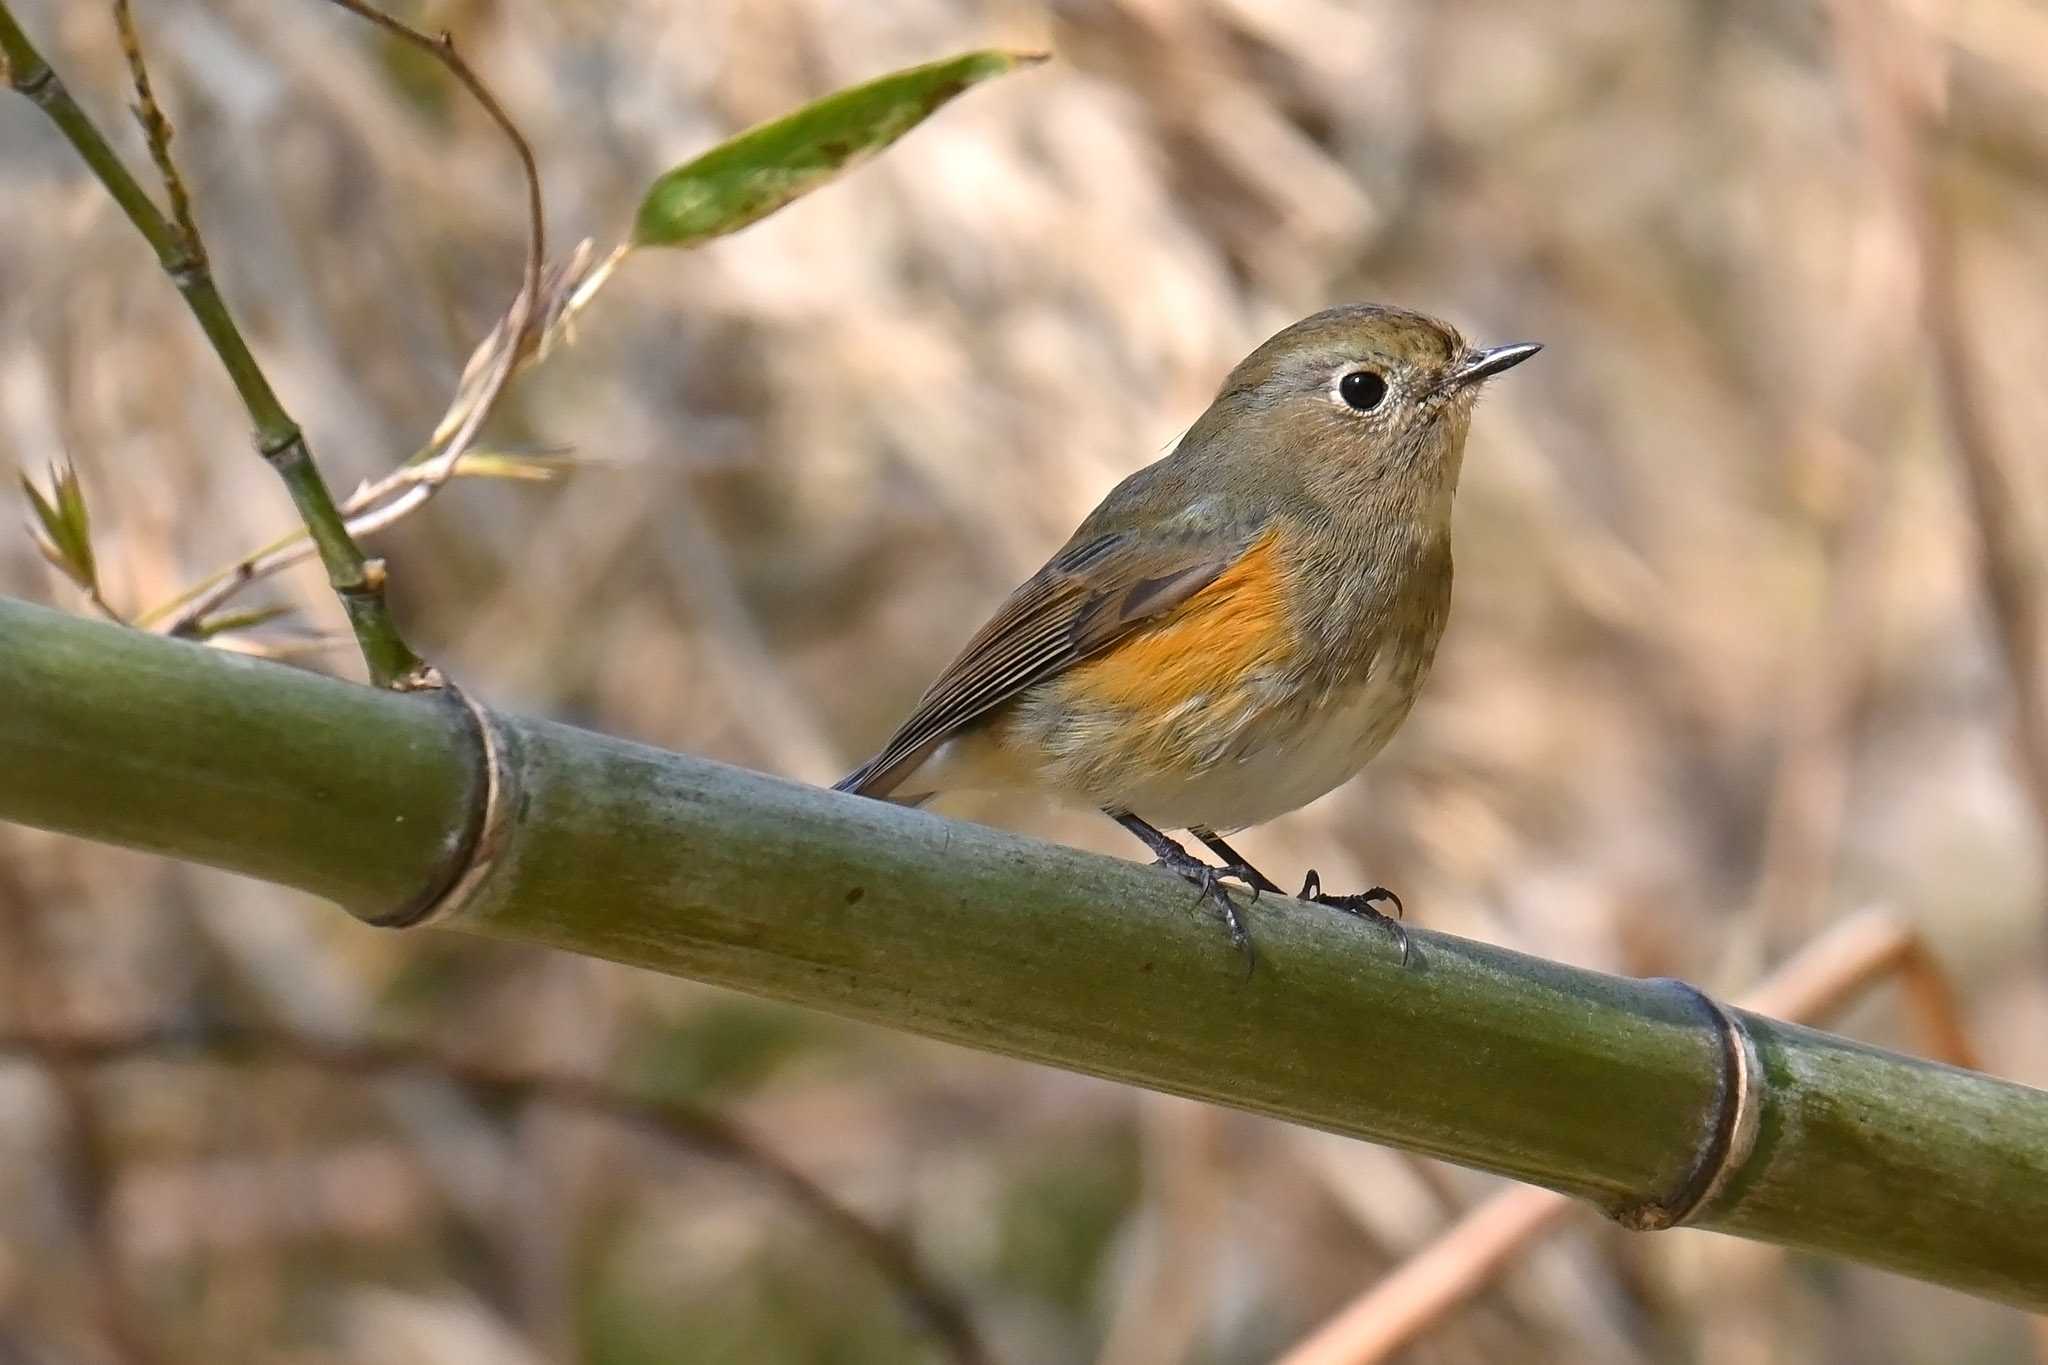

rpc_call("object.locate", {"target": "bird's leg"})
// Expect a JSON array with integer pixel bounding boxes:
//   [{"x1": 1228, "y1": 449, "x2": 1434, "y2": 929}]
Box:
[
  {"x1": 1189, "y1": 827, "x2": 1285, "y2": 896},
  {"x1": 1298, "y1": 869, "x2": 1409, "y2": 965},
  {"x1": 1109, "y1": 811, "x2": 1258, "y2": 972}
]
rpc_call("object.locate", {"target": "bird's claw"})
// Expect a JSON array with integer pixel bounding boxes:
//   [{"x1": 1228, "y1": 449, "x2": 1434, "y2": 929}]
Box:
[
  {"x1": 1298, "y1": 869, "x2": 1411, "y2": 965},
  {"x1": 1152, "y1": 850, "x2": 1259, "y2": 976}
]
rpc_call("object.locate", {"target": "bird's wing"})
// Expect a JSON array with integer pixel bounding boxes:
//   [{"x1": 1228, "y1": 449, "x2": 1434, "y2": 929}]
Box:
[{"x1": 836, "y1": 529, "x2": 1253, "y2": 799}]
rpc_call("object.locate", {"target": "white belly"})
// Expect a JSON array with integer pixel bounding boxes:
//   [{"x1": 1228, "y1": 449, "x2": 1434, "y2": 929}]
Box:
[{"x1": 1106, "y1": 668, "x2": 1418, "y2": 832}]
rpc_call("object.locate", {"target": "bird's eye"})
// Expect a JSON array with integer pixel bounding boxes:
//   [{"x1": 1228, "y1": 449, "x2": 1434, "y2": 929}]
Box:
[{"x1": 1338, "y1": 369, "x2": 1389, "y2": 413}]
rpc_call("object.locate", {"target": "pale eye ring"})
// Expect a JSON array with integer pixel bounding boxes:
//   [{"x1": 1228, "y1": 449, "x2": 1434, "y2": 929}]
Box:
[{"x1": 1337, "y1": 368, "x2": 1389, "y2": 413}]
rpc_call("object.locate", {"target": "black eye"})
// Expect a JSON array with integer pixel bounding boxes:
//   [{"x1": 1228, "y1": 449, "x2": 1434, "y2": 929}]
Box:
[{"x1": 1339, "y1": 369, "x2": 1388, "y2": 412}]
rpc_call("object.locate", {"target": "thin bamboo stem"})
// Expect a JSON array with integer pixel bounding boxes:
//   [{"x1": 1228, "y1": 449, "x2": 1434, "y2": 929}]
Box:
[{"x1": 0, "y1": 2, "x2": 428, "y2": 687}]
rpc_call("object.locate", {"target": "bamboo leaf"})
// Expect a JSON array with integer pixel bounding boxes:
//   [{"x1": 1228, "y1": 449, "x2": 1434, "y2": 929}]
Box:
[
  {"x1": 450, "y1": 449, "x2": 586, "y2": 482},
  {"x1": 20, "y1": 460, "x2": 98, "y2": 594},
  {"x1": 632, "y1": 49, "x2": 1046, "y2": 249}
]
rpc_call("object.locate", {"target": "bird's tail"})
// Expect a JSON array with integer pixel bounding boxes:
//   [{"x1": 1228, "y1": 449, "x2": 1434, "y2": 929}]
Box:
[
  {"x1": 834, "y1": 757, "x2": 933, "y2": 807},
  {"x1": 831, "y1": 763, "x2": 876, "y2": 796}
]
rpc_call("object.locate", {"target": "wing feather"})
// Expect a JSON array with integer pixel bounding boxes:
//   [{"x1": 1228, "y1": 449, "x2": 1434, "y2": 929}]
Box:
[{"x1": 837, "y1": 531, "x2": 1250, "y2": 798}]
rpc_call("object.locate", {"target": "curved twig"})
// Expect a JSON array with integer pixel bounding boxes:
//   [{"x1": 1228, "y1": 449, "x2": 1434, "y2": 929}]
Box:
[{"x1": 148, "y1": 0, "x2": 551, "y2": 638}]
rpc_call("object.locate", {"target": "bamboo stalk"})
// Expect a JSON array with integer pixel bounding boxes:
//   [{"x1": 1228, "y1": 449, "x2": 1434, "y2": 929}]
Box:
[{"x1": 1, "y1": 595, "x2": 2045, "y2": 1309}]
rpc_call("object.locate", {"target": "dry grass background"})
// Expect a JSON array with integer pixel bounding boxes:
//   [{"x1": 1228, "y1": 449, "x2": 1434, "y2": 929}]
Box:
[{"x1": 2, "y1": 0, "x2": 2046, "y2": 1361}]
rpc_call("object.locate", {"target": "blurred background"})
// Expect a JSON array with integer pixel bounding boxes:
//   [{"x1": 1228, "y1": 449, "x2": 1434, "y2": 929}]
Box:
[{"x1": 3, "y1": 0, "x2": 2046, "y2": 1360}]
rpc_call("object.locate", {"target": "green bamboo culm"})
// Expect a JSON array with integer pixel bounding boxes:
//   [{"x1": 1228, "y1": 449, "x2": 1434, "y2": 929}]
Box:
[{"x1": 2, "y1": 596, "x2": 2045, "y2": 1308}]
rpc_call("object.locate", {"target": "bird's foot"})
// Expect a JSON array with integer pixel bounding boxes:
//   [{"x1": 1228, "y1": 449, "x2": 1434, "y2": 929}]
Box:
[
  {"x1": 1152, "y1": 845, "x2": 1260, "y2": 975},
  {"x1": 1299, "y1": 869, "x2": 1409, "y2": 965}
]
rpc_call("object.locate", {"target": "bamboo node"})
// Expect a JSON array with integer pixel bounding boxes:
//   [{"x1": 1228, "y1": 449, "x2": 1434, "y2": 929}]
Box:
[
  {"x1": 1611, "y1": 978, "x2": 1762, "y2": 1231},
  {"x1": 361, "y1": 681, "x2": 514, "y2": 929}
]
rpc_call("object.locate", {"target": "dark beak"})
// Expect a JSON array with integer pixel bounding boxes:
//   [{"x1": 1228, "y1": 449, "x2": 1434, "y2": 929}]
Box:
[{"x1": 1449, "y1": 341, "x2": 1542, "y2": 390}]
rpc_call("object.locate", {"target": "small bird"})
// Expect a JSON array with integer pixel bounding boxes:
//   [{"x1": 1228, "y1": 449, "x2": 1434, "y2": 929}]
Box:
[{"x1": 838, "y1": 304, "x2": 1538, "y2": 967}]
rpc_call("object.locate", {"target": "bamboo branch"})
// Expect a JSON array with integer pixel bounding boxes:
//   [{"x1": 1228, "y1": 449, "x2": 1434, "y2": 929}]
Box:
[
  {"x1": 311, "y1": 0, "x2": 545, "y2": 470},
  {"x1": 129, "y1": 0, "x2": 556, "y2": 640},
  {"x1": 0, "y1": 2, "x2": 429, "y2": 688},
  {"x1": 0, "y1": 1020, "x2": 987, "y2": 1365},
  {"x1": 2, "y1": 596, "x2": 2046, "y2": 1312},
  {"x1": 110, "y1": 0, "x2": 199, "y2": 261},
  {"x1": 125, "y1": 30, "x2": 1017, "y2": 639},
  {"x1": 140, "y1": 446, "x2": 580, "y2": 637}
]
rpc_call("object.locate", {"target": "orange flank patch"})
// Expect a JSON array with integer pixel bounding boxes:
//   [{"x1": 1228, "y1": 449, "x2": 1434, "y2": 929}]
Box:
[{"x1": 1057, "y1": 530, "x2": 1299, "y2": 712}]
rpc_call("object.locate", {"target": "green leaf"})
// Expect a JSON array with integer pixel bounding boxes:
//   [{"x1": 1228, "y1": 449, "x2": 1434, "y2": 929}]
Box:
[
  {"x1": 20, "y1": 460, "x2": 98, "y2": 594},
  {"x1": 632, "y1": 49, "x2": 1046, "y2": 249}
]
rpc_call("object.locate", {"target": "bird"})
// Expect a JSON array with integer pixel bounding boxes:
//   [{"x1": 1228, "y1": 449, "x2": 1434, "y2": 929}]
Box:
[{"x1": 836, "y1": 304, "x2": 1539, "y2": 969}]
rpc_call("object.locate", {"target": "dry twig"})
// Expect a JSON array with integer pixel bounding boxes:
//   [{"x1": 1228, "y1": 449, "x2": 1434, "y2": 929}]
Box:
[{"x1": 110, "y1": 0, "x2": 200, "y2": 263}]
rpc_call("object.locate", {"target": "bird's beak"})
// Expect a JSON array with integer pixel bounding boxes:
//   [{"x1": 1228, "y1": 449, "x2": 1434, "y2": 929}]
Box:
[{"x1": 1448, "y1": 342, "x2": 1542, "y2": 390}]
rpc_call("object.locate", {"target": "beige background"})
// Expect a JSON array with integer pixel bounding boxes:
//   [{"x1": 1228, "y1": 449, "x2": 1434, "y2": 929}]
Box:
[{"x1": 2, "y1": 0, "x2": 2045, "y2": 1360}]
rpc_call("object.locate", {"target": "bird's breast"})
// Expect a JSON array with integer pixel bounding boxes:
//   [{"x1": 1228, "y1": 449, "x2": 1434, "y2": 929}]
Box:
[
  {"x1": 987, "y1": 521, "x2": 1448, "y2": 830},
  {"x1": 1005, "y1": 634, "x2": 1432, "y2": 833}
]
